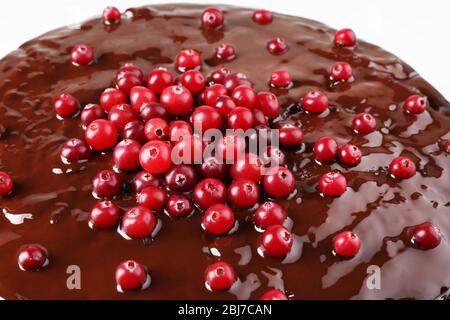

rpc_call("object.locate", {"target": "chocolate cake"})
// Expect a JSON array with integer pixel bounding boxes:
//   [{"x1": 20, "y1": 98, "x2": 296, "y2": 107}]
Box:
[{"x1": 0, "y1": 4, "x2": 449, "y2": 300}]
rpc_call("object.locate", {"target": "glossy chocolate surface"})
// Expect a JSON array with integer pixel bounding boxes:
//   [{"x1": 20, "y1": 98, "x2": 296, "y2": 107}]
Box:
[{"x1": 0, "y1": 4, "x2": 449, "y2": 299}]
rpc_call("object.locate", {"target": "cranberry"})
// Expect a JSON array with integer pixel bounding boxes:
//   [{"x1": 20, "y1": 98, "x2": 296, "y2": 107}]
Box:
[
  {"x1": 252, "y1": 9, "x2": 273, "y2": 25},
  {"x1": 70, "y1": 44, "x2": 95, "y2": 66},
  {"x1": 339, "y1": 144, "x2": 362, "y2": 166},
  {"x1": 269, "y1": 70, "x2": 292, "y2": 88},
  {"x1": 319, "y1": 171, "x2": 347, "y2": 197},
  {"x1": 209, "y1": 68, "x2": 230, "y2": 84},
  {"x1": 53, "y1": 93, "x2": 79, "y2": 118},
  {"x1": 334, "y1": 28, "x2": 357, "y2": 47},
  {"x1": 260, "y1": 225, "x2": 293, "y2": 257},
  {"x1": 228, "y1": 178, "x2": 259, "y2": 209},
  {"x1": 103, "y1": 6, "x2": 121, "y2": 25},
  {"x1": 92, "y1": 170, "x2": 122, "y2": 198},
  {"x1": 204, "y1": 84, "x2": 227, "y2": 107},
  {"x1": 108, "y1": 104, "x2": 139, "y2": 132},
  {"x1": 129, "y1": 86, "x2": 157, "y2": 112},
  {"x1": 121, "y1": 206, "x2": 156, "y2": 238},
  {"x1": 411, "y1": 222, "x2": 442, "y2": 250},
  {"x1": 230, "y1": 153, "x2": 263, "y2": 182},
  {"x1": 131, "y1": 171, "x2": 161, "y2": 193},
  {"x1": 99, "y1": 88, "x2": 127, "y2": 112},
  {"x1": 260, "y1": 290, "x2": 288, "y2": 300},
  {"x1": 193, "y1": 178, "x2": 227, "y2": 209},
  {"x1": 302, "y1": 90, "x2": 329, "y2": 113},
  {"x1": 214, "y1": 96, "x2": 236, "y2": 118},
  {"x1": 256, "y1": 92, "x2": 280, "y2": 119},
  {"x1": 139, "y1": 140, "x2": 172, "y2": 174},
  {"x1": 164, "y1": 164, "x2": 198, "y2": 192},
  {"x1": 253, "y1": 109, "x2": 268, "y2": 127},
  {"x1": 232, "y1": 85, "x2": 257, "y2": 109},
  {"x1": 115, "y1": 260, "x2": 147, "y2": 291},
  {"x1": 160, "y1": 85, "x2": 193, "y2": 115},
  {"x1": 60, "y1": 138, "x2": 91, "y2": 162},
  {"x1": 261, "y1": 146, "x2": 287, "y2": 167},
  {"x1": 145, "y1": 68, "x2": 174, "y2": 94},
  {"x1": 314, "y1": 137, "x2": 339, "y2": 163},
  {"x1": 254, "y1": 201, "x2": 287, "y2": 229},
  {"x1": 389, "y1": 156, "x2": 416, "y2": 180},
  {"x1": 81, "y1": 104, "x2": 106, "y2": 126},
  {"x1": 0, "y1": 171, "x2": 13, "y2": 197},
  {"x1": 201, "y1": 7, "x2": 224, "y2": 29},
  {"x1": 192, "y1": 105, "x2": 222, "y2": 133},
  {"x1": 168, "y1": 120, "x2": 193, "y2": 143},
  {"x1": 267, "y1": 37, "x2": 288, "y2": 55},
  {"x1": 404, "y1": 94, "x2": 428, "y2": 114},
  {"x1": 216, "y1": 134, "x2": 246, "y2": 163},
  {"x1": 140, "y1": 102, "x2": 170, "y2": 122},
  {"x1": 17, "y1": 245, "x2": 47, "y2": 271},
  {"x1": 352, "y1": 112, "x2": 376, "y2": 134},
  {"x1": 113, "y1": 139, "x2": 141, "y2": 171},
  {"x1": 445, "y1": 139, "x2": 450, "y2": 153},
  {"x1": 116, "y1": 72, "x2": 142, "y2": 94},
  {"x1": 122, "y1": 120, "x2": 147, "y2": 144},
  {"x1": 90, "y1": 200, "x2": 121, "y2": 229},
  {"x1": 176, "y1": 49, "x2": 201, "y2": 71},
  {"x1": 116, "y1": 64, "x2": 144, "y2": 81},
  {"x1": 333, "y1": 231, "x2": 361, "y2": 258},
  {"x1": 202, "y1": 204, "x2": 235, "y2": 235},
  {"x1": 263, "y1": 167, "x2": 295, "y2": 199},
  {"x1": 279, "y1": 124, "x2": 304, "y2": 147},
  {"x1": 227, "y1": 107, "x2": 254, "y2": 131},
  {"x1": 330, "y1": 61, "x2": 353, "y2": 81},
  {"x1": 216, "y1": 43, "x2": 235, "y2": 59},
  {"x1": 85, "y1": 119, "x2": 118, "y2": 151},
  {"x1": 223, "y1": 72, "x2": 253, "y2": 94},
  {"x1": 180, "y1": 70, "x2": 206, "y2": 94},
  {"x1": 166, "y1": 194, "x2": 193, "y2": 218},
  {"x1": 172, "y1": 134, "x2": 203, "y2": 164},
  {"x1": 144, "y1": 117, "x2": 169, "y2": 141},
  {"x1": 137, "y1": 186, "x2": 168, "y2": 212},
  {"x1": 199, "y1": 156, "x2": 228, "y2": 179}
]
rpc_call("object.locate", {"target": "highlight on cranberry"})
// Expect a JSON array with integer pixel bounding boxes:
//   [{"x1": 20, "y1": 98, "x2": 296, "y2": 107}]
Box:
[
  {"x1": 333, "y1": 231, "x2": 361, "y2": 258},
  {"x1": 314, "y1": 136, "x2": 339, "y2": 163},
  {"x1": 254, "y1": 201, "x2": 287, "y2": 229},
  {"x1": 115, "y1": 260, "x2": 148, "y2": 291},
  {"x1": 176, "y1": 49, "x2": 201, "y2": 71},
  {"x1": 60, "y1": 138, "x2": 91, "y2": 163},
  {"x1": 121, "y1": 206, "x2": 157, "y2": 239},
  {"x1": 227, "y1": 178, "x2": 260, "y2": 209},
  {"x1": 389, "y1": 156, "x2": 416, "y2": 180},
  {"x1": 54, "y1": 93, "x2": 79, "y2": 118},
  {"x1": 352, "y1": 112, "x2": 376, "y2": 134},
  {"x1": 201, "y1": 7, "x2": 224, "y2": 29},
  {"x1": 92, "y1": 170, "x2": 122, "y2": 198},
  {"x1": 215, "y1": 43, "x2": 236, "y2": 60},
  {"x1": 70, "y1": 44, "x2": 95, "y2": 66},
  {"x1": 266, "y1": 37, "x2": 288, "y2": 55},
  {"x1": 334, "y1": 28, "x2": 357, "y2": 47},
  {"x1": 90, "y1": 200, "x2": 121, "y2": 229},
  {"x1": 17, "y1": 244, "x2": 48, "y2": 271},
  {"x1": 319, "y1": 171, "x2": 347, "y2": 197},
  {"x1": 137, "y1": 186, "x2": 168, "y2": 212},
  {"x1": 301, "y1": 90, "x2": 329, "y2": 113},
  {"x1": 263, "y1": 166, "x2": 295, "y2": 199},
  {"x1": 252, "y1": 9, "x2": 273, "y2": 25},
  {"x1": 403, "y1": 94, "x2": 428, "y2": 114},
  {"x1": 339, "y1": 144, "x2": 362, "y2": 166},
  {"x1": 260, "y1": 289, "x2": 289, "y2": 300},
  {"x1": 330, "y1": 61, "x2": 353, "y2": 81},
  {"x1": 205, "y1": 261, "x2": 236, "y2": 291},
  {"x1": 202, "y1": 204, "x2": 235, "y2": 235},
  {"x1": 102, "y1": 6, "x2": 121, "y2": 25},
  {"x1": 166, "y1": 194, "x2": 194, "y2": 218},
  {"x1": 85, "y1": 119, "x2": 118, "y2": 151},
  {"x1": 411, "y1": 222, "x2": 442, "y2": 250},
  {"x1": 0, "y1": 171, "x2": 13, "y2": 197},
  {"x1": 260, "y1": 224, "x2": 293, "y2": 258},
  {"x1": 269, "y1": 70, "x2": 292, "y2": 88}
]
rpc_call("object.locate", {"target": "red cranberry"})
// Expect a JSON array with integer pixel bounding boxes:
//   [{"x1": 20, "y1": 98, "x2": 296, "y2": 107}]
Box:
[
  {"x1": 102, "y1": 6, "x2": 121, "y2": 25},
  {"x1": 176, "y1": 49, "x2": 201, "y2": 71},
  {"x1": 131, "y1": 171, "x2": 161, "y2": 193},
  {"x1": 192, "y1": 105, "x2": 222, "y2": 133},
  {"x1": 314, "y1": 137, "x2": 339, "y2": 163},
  {"x1": 90, "y1": 200, "x2": 121, "y2": 229},
  {"x1": 319, "y1": 171, "x2": 347, "y2": 197},
  {"x1": 115, "y1": 260, "x2": 147, "y2": 291},
  {"x1": 137, "y1": 186, "x2": 168, "y2": 212},
  {"x1": 209, "y1": 68, "x2": 230, "y2": 84},
  {"x1": 144, "y1": 117, "x2": 169, "y2": 141},
  {"x1": 411, "y1": 222, "x2": 441, "y2": 250},
  {"x1": 0, "y1": 171, "x2": 13, "y2": 197},
  {"x1": 116, "y1": 64, "x2": 144, "y2": 81},
  {"x1": 267, "y1": 37, "x2": 288, "y2": 55},
  {"x1": 216, "y1": 43, "x2": 235, "y2": 59},
  {"x1": 279, "y1": 124, "x2": 304, "y2": 147},
  {"x1": 116, "y1": 72, "x2": 142, "y2": 94},
  {"x1": 253, "y1": 109, "x2": 268, "y2": 126},
  {"x1": 334, "y1": 28, "x2": 357, "y2": 47},
  {"x1": 214, "y1": 96, "x2": 236, "y2": 118},
  {"x1": 254, "y1": 201, "x2": 287, "y2": 229},
  {"x1": 263, "y1": 167, "x2": 295, "y2": 199},
  {"x1": 140, "y1": 102, "x2": 170, "y2": 122},
  {"x1": 339, "y1": 144, "x2": 362, "y2": 166},
  {"x1": 302, "y1": 90, "x2": 329, "y2": 113},
  {"x1": 260, "y1": 225, "x2": 293, "y2": 257},
  {"x1": 108, "y1": 104, "x2": 139, "y2": 132},
  {"x1": 262, "y1": 146, "x2": 287, "y2": 167},
  {"x1": 121, "y1": 206, "x2": 156, "y2": 238},
  {"x1": 252, "y1": 9, "x2": 273, "y2": 25},
  {"x1": 145, "y1": 68, "x2": 174, "y2": 94},
  {"x1": 60, "y1": 138, "x2": 91, "y2": 162},
  {"x1": 168, "y1": 120, "x2": 193, "y2": 143},
  {"x1": 99, "y1": 88, "x2": 127, "y2": 112},
  {"x1": 172, "y1": 134, "x2": 203, "y2": 164},
  {"x1": 228, "y1": 178, "x2": 259, "y2": 209},
  {"x1": 445, "y1": 139, "x2": 450, "y2": 153},
  {"x1": 201, "y1": 7, "x2": 224, "y2": 29},
  {"x1": 389, "y1": 156, "x2": 416, "y2": 180},
  {"x1": 232, "y1": 85, "x2": 257, "y2": 109},
  {"x1": 204, "y1": 84, "x2": 227, "y2": 107},
  {"x1": 352, "y1": 112, "x2": 376, "y2": 134},
  {"x1": 330, "y1": 61, "x2": 353, "y2": 81},
  {"x1": 81, "y1": 104, "x2": 106, "y2": 126},
  {"x1": 166, "y1": 194, "x2": 193, "y2": 218},
  {"x1": 333, "y1": 231, "x2": 361, "y2": 258},
  {"x1": 199, "y1": 156, "x2": 228, "y2": 179},
  {"x1": 227, "y1": 107, "x2": 254, "y2": 131},
  {"x1": 216, "y1": 134, "x2": 245, "y2": 163},
  {"x1": 160, "y1": 85, "x2": 193, "y2": 115},
  {"x1": 139, "y1": 140, "x2": 172, "y2": 174},
  {"x1": 92, "y1": 170, "x2": 122, "y2": 198},
  {"x1": 260, "y1": 290, "x2": 288, "y2": 300},
  {"x1": 193, "y1": 178, "x2": 227, "y2": 209},
  {"x1": 122, "y1": 120, "x2": 147, "y2": 144},
  {"x1": 404, "y1": 95, "x2": 428, "y2": 114},
  {"x1": 202, "y1": 204, "x2": 235, "y2": 235},
  {"x1": 269, "y1": 70, "x2": 291, "y2": 88},
  {"x1": 223, "y1": 72, "x2": 253, "y2": 94},
  {"x1": 180, "y1": 70, "x2": 206, "y2": 94},
  {"x1": 85, "y1": 119, "x2": 118, "y2": 151},
  {"x1": 164, "y1": 164, "x2": 198, "y2": 192},
  {"x1": 17, "y1": 245, "x2": 48, "y2": 271},
  {"x1": 70, "y1": 44, "x2": 94, "y2": 66},
  {"x1": 53, "y1": 93, "x2": 79, "y2": 118},
  {"x1": 230, "y1": 153, "x2": 263, "y2": 182},
  {"x1": 129, "y1": 86, "x2": 157, "y2": 112},
  {"x1": 113, "y1": 139, "x2": 141, "y2": 171},
  {"x1": 256, "y1": 92, "x2": 280, "y2": 119}
]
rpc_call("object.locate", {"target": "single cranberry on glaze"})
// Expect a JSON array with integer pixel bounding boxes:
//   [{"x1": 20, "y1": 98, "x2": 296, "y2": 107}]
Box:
[
  {"x1": 302, "y1": 90, "x2": 329, "y2": 113},
  {"x1": 180, "y1": 70, "x2": 206, "y2": 94},
  {"x1": 334, "y1": 28, "x2": 357, "y2": 47},
  {"x1": 254, "y1": 201, "x2": 287, "y2": 229},
  {"x1": 202, "y1": 204, "x2": 235, "y2": 235},
  {"x1": 330, "y1": 61, "x2": 353, "y2": 81},
  {"x1": 17, "y1": 244, "x2": 48, "y2": 271},
  {"x1": 0, "y1": 171, "x2": 13, "y2": 197},
  {"x1": 404, "y1": 94, "x2": 428, "y2": 114},
  {"x1": 192, "y1": 105, "x2": 222, "y2": 133},
  {"x1": 164, "y1": 164, "x2": 198, "y2": 192},
  {"x1": 115, "y1": 260, "x2": 148, "y2": 291},
  {"x1": 116, "y1": 64, "x2": 144, "y2": 81},
  {"x1": 139, "y1": 140, "x2": 172, "y2": 174},
  {"x1": 201, "y1": 7, "x2": 224, "y2": 29},
  {"x1": 160, "y1": 85, "x2": 193, "y2": 115},
  {"x1": 261, "y1": 146, "x2": 287, "y2": 167},
  {"x1": 144, "y1": 117, "x2": 169, "y2": 141},
  {"x1": 314, "y1": 136, "x2": 339, "y2": 163},
  {"x1": 137, "y1": 186, "x2": 168, "y2": 212},
  {"x1": 113, "y1": 139, "x2": 141, "y2": 171},
  {"x1": 140, "y1": 102, "x2": 170, "y2": 122},
  {"x1": 352, "y1": 112, "x2": 376, "y2": 134},
  {"x1": 256, "y1": 92, "x2": 280, "y2": 119},
  {"x1": 228, "y1": 178, "x2": 259, "y2": 209},
  {"x1": 205, "y1": 261, "x2": 236, "y2": 291},
  {"x1": 389, "y1": 156, "x2": 416, "y2": 180},
  {"x1": 230, "y1": 153, "x2": 263, "y2": 182},
  {"x1": 319, "y1": 171, "x2": 347, "y2": 197},
  {"x1": 176, "y1": 49, "x2": 201, "y2": 71},
  {"x1": 227, "y1": 107, "x2": 254, "y2": 131},
  {"x1": 99, "y1": 88, "x2": 127, "y2": 112},
  {"x1": 92, "y1": 170, "x2": 122, "y2": 198},
  {"x1": 216, "y1": 134, "x2": 246, "y2": 163},
  {"x1": 70, "y1": 44, "x2": 95, "y2": 66},
  {"x1": 53, "y1": 93, "x2": 79, "y2": 118},
  {"x1": 102, "y1": 6, "x2": 121, "y2": 25},
  {"x1": 194, "y1": 178, "x2": 227, "y2": 209},
  {"x1": 279, "y1": 124, "x2": 304, "y2": 147},
  {"x1": 166, "y1": 194, "x2": 194, "y2": 218},
  {"x1": 263, "y1": 167, "x2": 295, "y2": 199},
  {"x1": 339, "y1": 144, "x2": 362, "y2": 166},
  {"x1": 333, "y1": 231, "x2": 361, "y2": 258},
  {"x1": 116, "y1": 72, "x2": 142, "y2": 94},
  {"x1": 203, "y1": 84, "x2": 227, "y2": 107},
  {"x1": 122, "y1": 120, "x2": 147, "y2": 144},
  {"x1": 199, "y1": 156, "x2": 228, "y2": 179},
  {"x1": 253, "y1": 109, "x2": 268, "y2": 126},
  {"x1": 260, "y1": 225, "x2": 293, "y2": 258},
  {"x1": 131, "y1": 171, "x2": 161, "y2": 193},
  {"x1": 121, "y1": 206, "x2": 156, "y2": 238},
  {"x1": 260, "y1": 290, "x2": 288, "y2": 300},
  {"x1": 252, "y1": 9, "x2": 273, "y2": 25},
  {"x1": 267, "y1": 37, "x2": 288, "y2": 55},
  {"x1": 168, "y1": 120, "x2": 193, "y2": 143},
  {"x1": 209, "y1": 68, "x2": 230, "y2": 84},
  {"x1": 81, "y1": 104, "x2": 105, "y2": 126},
  {"x1": 216, "y1": 43, "x2": 235, "y2": 59},
  {"x1": 214, "y1": 95, "x2": 236, "y2": 118},
  {"x1": 145, "y1": 68, "x2": 174, "y2": 94},
  {"x1": 60, "y1": 138, "x2": 91, "y2": 162},
  {"x1": 90, "y1": 200, "x2": 121, "y2": 229},
  {"x1": 411, "y1": 222, "x2": 442, "y2": 250},
  {"x1": 269, "y1": 70, "x2": 292, "y2": 88},
  {"x1": 108, "y1": 104, "x2": 139, "y2": 132},
  {"x1": 85, "y1": 119, "x2": 118, "y2": 151},
  {"x1": 129, "y1": 86, "x2": 157, "y2": 112}
]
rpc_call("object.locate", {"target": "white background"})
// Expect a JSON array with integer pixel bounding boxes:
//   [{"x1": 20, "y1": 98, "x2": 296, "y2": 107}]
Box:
[{"x1": 0, "y1": 0, "x2": 449, "y2": 99}]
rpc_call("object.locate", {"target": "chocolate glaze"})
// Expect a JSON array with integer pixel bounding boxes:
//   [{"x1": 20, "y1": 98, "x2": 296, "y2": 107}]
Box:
[{"x1": 0, "y1": 4, "x2": 449, "y2": 300}]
